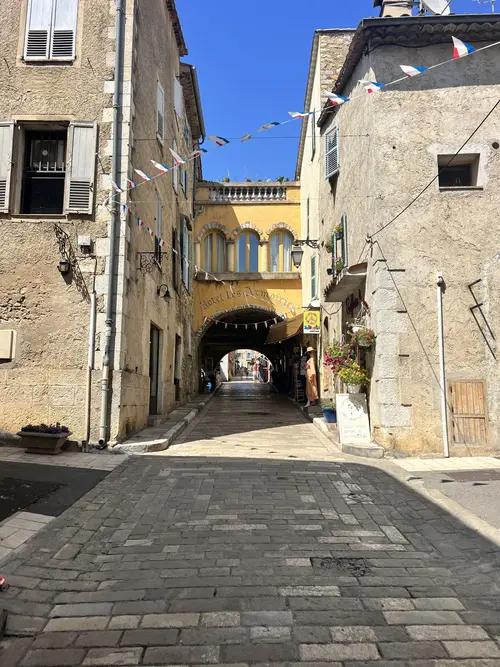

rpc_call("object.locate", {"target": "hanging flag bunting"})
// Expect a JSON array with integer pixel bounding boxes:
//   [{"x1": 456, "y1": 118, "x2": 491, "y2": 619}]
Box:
[
  {"x1": 208, "y1": 135, "x2": 230, "y2": 146},
  {"x1": 120, "y1": 203, "x2": 128, "y2": 218},
  {"x1": 288, "y1": 111, "x2": 312, "y2": 119},
  {"x1": 359, "y1": 80, "x2": 385, "y2": 94},
  {"x1": 134, "y1": 169, "x2": 152, "y2": 182},
  {"x1": 240, "y1": 133, "x2": 252, "y2": 142},
  {"x1": 150, "y1": 160, "x2": 169, "y2": 173},
  {"x1": 146, "y1": 226, "x2": 154, "y2": 237},
  {"x1": 137, "y1": 217, "x2": 144, "y2": 228},
  {"x1": 190, "y1": 148, "x2": 207, "y2": 159},
  {"x1": 324, "y1": 93, "x2": 350, "y2": 107},
  {"x1": 112, "y1": 181, "x2": 123, "y2": 193},
  {"x1": 400, "y1": 65, "x2": 429, "y2": 78},
  {"x1": 169, "y1": 147, "x2": 186, "y2": 165},
  {"x1": 127, "y1": 178, "x2": 137, "y2": 189},
  {"x1": 258, "y1": 121, "x2": 280, "y2": 132},
  {"x1": 452, "y1": 36, "x2": 475, "y2": 60}
]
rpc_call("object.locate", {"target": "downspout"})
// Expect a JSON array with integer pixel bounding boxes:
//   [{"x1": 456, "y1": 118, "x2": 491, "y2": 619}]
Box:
[
  {"x1": 84, "y1": 257, "x2": 97, "y2": 445},
  {"x1": 99, "y1": 0, "x2": 125, "y2": 445}
]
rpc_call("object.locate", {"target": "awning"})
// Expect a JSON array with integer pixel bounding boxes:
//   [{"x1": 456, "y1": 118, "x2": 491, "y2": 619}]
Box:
[
  {"x1": 266, "y1": 313, "x2": 303, "y2": 345},
  {"x1": 324, "y1": 262, "x2": 367, "y2": 302}
]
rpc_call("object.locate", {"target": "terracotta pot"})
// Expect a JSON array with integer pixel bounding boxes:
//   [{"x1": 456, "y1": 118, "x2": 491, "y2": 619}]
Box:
[{"x1": 17, "y1": 431, "x2": 71, "y2": 455}]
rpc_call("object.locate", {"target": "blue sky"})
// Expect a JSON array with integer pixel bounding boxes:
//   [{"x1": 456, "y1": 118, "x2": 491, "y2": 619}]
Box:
[{"x1": 176, "y1": 0, "x2": 492, "y2": 181}]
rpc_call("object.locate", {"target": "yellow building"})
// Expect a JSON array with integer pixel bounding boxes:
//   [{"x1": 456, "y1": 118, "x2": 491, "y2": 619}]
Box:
[{"x1": 194, "y1": 181, "x2": 302, "y2": 375}]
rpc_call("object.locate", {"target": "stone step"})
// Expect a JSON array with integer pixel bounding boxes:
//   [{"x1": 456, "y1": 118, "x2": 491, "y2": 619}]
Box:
[{"x1": 342, "y1": 442, "x2": 385, "y2": 459}]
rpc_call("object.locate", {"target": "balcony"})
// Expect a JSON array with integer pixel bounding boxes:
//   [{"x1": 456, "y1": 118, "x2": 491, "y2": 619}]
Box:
[{"x1": 208, "y1": 184, "x2": 287, "y2": 202}]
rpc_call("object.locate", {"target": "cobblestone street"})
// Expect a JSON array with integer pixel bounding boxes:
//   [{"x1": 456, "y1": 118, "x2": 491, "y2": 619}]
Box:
[{"x1": 1, "y1": 384, "x2": 500, "y2": 666}]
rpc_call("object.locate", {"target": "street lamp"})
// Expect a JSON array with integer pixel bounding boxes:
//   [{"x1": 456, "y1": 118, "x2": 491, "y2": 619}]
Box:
[{"x1": 291, "y1": 239, "x2": 319, "y2": 269}]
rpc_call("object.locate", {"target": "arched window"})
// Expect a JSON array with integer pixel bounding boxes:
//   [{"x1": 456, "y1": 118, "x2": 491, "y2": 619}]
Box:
[
  {"x1": 236, "y1": 230, "x2": 259, "y2": 272},
  {"x1": 203, "y1": 232, "x2": 226, "y2": 273},
  {"x1": 270, "y1": 230, "x2": 294, "y2": 272}
]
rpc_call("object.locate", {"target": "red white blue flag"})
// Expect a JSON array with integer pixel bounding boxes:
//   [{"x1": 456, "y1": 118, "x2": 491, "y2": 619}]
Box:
[
  {"x1": 324, "y1": 93, "x2": 350, "y2": 107},
  {"x1": 169, "y1": 148, "x2": 186, "y2": 165},
  {"x1": 150, "y1": 160, "x2": 169, "y2": 173},
  {"x1": 288, "y1": 111, "x2": 313, "y2": 119},
  {"x1": 400, "y1": 65, "x2": 429, "y2": 78},
  {"x1": 359, "y1": 80, "x2": 385, "y2": 94},
  {"x1": 134, "y1": 169, "x2": 151, "y2": 182},
  {"x1": 208, "y1": 135, "x2": 230, "y2": 146},
  {"x1": 452, "y1": 37, "x2": 475, "y2": 60},
  {"x1": 258, "y1": 121, "x2": 280, "y2": 132}
]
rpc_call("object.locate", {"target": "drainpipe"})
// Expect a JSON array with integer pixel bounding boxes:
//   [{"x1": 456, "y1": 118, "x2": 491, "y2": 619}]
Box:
[
  {"x1": 84, "y1": 258, "x2": 97, "y2": 445},
  {"x1": 436, "y1": 273, "x2": 450, "y2": 458},
  {"x1": 99, "y1": 0, "x2": 125, "y2": 445}
]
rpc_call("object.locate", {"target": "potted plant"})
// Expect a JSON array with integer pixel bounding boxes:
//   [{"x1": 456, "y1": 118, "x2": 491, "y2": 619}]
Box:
[
  {"x1": 17, "y1": 423, "x2": 71, "y2": 455},
  {"x1": 352, "y1": 327, "x2": 376, "y2": 348},
  {"x1": 334, "y1": 223, "x2": 343, "y2": 240},
  {"x1": 320, "y1": 399, "x2": 337, "y2": 423},
  {"x1": 338, "y1": 361, "x2": 369, "y2": 393},
  {"x1": 335, "y1": 258, "x2": 345, "y2": 274}
]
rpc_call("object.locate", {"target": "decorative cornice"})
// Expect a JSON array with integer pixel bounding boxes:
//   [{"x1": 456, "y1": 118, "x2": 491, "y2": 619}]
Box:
[
  {"x1": 196, "y1": 222, "x2": 228, "y2": 242},
  {"x1": 266, "y1": 222, "x2": 297, "y2": 240},
  {"x1": 229, "y1": 222, "x2": 263, "y2": 240}
]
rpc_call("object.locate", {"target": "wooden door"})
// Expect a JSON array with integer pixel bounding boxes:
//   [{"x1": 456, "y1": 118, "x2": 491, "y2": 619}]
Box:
[{"x1": 448, "y1": 380, "x2": 487, "y2": 446}]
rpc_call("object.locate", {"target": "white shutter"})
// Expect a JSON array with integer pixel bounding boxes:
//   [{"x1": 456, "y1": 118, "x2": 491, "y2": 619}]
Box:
[
  {"x1": 172, "y1": 139, "x2": 178, "y2": 191},
  {"x1": 64, "y1": 121, "x2": 97, "y2": 214},
  {"x1": 24, "y1": 0, "x2": 53, "y2": 61},
  {"x1": 50, "y1": 0, "x2": 78, "y2": 60},
  {"x1": 156, "y1": 81, "x2": 165, "y2": 141},
  {"x1": 325, "y1": 127, "x2": 339, "y2": 178},
  {"x1": 174, "y1": 78, "x2": 184, "y2": 118},
  {"x1": 0, "y1": 122, "x2": 14, "y2": 213}
]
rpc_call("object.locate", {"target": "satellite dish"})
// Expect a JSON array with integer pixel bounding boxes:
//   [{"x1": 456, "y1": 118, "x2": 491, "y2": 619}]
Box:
[{"x1": 421, "y1": 0, "x2": 451, "y2": 15}]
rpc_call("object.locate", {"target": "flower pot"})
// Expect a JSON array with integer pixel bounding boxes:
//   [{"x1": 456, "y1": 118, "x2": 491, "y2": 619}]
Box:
[
  {"x1": 347, "y1": 384, "x2": 361, "y2": 394},
  {"x1": 17, "y1": 431, "x2": 71, "y2": 455},
  {"x1": 335, "y1": 231, "x2": 343, "y2": 240},
  {"x1": 358, "y1": 339, "x2": 372, "y2": 348},
  {"x1": 322, "y1": 407, "x2": 337, "y2": 423}
]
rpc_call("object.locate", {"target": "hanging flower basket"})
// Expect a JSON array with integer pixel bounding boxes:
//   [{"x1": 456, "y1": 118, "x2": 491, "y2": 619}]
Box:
[{"x1": 352, "y1": 327, "x2": 376, "y2": 349}]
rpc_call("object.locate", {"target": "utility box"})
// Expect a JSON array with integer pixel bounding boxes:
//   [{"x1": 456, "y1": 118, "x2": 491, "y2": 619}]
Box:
[
  {"x1": 0, "y1": 330, "x2": 15, "y2": 361},
  {"x1": 373, "y1": 0, "x2": 413, "y2": 17}
]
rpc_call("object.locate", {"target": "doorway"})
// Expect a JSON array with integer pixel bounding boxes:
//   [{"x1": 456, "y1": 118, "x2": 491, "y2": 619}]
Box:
[
  {"x1": 149, "y1": 324, "x2": 161, "y2": 415},
  {"x1": 449, "y1": 380, "x2": 487, "y2": 448}
]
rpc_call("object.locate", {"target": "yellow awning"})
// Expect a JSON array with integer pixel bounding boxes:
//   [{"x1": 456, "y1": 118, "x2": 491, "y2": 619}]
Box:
[{"x1": 266, "y1": 313, "x2": 303, "y2": 345}]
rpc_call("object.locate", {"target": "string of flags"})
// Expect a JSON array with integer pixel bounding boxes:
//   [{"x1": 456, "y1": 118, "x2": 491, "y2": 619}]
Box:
[{"x1": 208, "y1": 316, "x2": 282, "y2": 330}]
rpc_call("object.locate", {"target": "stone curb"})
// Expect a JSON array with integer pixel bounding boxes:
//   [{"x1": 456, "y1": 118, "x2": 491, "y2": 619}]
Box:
[{"x1": 111, "y1": 388, "x2": 220, "y2": 455}]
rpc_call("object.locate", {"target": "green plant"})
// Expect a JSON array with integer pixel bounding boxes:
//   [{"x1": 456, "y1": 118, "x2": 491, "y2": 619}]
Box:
[
  {"x1": 352, "y1": 327, "x2": 376, "y2": 348},
  {"x1": 333, "y1": 223, "x2": 343, "y2": 235},
  {"x1": 335, "y1": 258, "x2": 345, "y2": 273},
  {"x1": 338, "y1": 361, "x2": 369, "y2": 386},
  {"x1": 21, "y1": 423, "x2": 70, "y2": 435},
  {"x1": 320, "y1": 397, "x2": 336, "y2": 409}
]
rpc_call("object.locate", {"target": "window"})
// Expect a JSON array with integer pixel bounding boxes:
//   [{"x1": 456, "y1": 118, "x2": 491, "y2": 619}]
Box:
[
  {"x1": 180, "y1": 164, "x2": 188, "y2": 197},
  {"x1": 156, "y1": 80, "x2": 165, "y2": 142},
  {"x1": 310, "y1": 111, "x2": 316, "y2": 159},
  {"x1": 270, "y1": 230, "x2": 294, "y2": 272},
  {"x1": 154, "y1": 192, "x2": 162, "y2": 264},
  {"x1": 306, "y1": 197, "x2": 310, "y2": 239},
  {"x1": 325, "y1": 127, "x2": 339, "y2": 179},
  {"x1": 0, "y1": 120, "x2": 96, "y2": 215},
  {"x1": 236, "y1": 231, "x2": 259, "y2": 272},
  {"x1": 203, "y1": 232, "x2": 226, "y2": 273},
  {"x1": 24, "y1": 0, "x2": 78, "y2": 62},
  {"x1": 311, "y1": 255, "x2": 317, "y2": 299},
  {"x1": 174, "y1": 78, "x2": 184, "y2": 119},
  {"x1": 172, "y1": 139, "x2": 178, "y2": 192},
  {"x1": 438, "y1": 154, "x2": 480, "y2": 189},
  {"x1": 341, "y1": 213, "x2": 348, "y2": 266},
  {"x1": 174, "y1": 334, "x2": 182, "y2": 401},
  {"x1": 181, "y1": 217, "x2": 190, "y2": 289},
  {"x1": 172, "y1": 228, "x2": 178, "y2": 291}
]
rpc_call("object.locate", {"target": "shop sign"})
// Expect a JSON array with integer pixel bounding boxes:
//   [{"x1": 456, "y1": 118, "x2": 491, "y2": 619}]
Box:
[{"x1": 303, "y1": 309, "x2": 320, "y2": 335}]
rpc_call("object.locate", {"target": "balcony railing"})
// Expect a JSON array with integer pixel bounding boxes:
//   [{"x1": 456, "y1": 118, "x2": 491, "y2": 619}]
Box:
[{"x1": 208, "y1": 184, "x2": 287, "y2": 202}]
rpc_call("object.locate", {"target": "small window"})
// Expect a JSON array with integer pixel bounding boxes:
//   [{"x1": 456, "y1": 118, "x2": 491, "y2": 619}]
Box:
[
  {"x1": 310, "y1": 111, "x2": 316, "y2": 159},
  {"x1": 154, "y1": 192, "x2": 162, "y2": 264},
  {"x1": 325, "y1": 127, "x2": 339, "y2": 179},
  {"x1": 21, "y1": 129, "x2": 66, "y2": 214},
  {"x1": 156, "y1": 80, "x2": 165, "y2": 142},
  {"x1": 181, "y1": 217, "x2": 190, "y2": 289},
  {"x1": 172, "y1": 228, "x2": 178, "y2": 291},
  {"x1": 270, "y1": 230, "x2": 294, "y2": 272},
  {"x1": 172, "y1": 139, "x2": 178, "y2": 191},
  {"x1": 180, "y1": 164, "x2": 188, "y2": 197},
  {"x1": 311, "y1": 255, "x2": 317, "y2": 299},
  {"x1": 438, "y1": 154, "x2": 480, "y2": 189},
  {"x1": 236, "y1": 231, "x2": 259, "y2": 273},
  {"x1": 174, "y1": 78, "x2": 184, "y2": 118},
  {"x1": 203, "y1": 232, "x2": 226, "y2": 273},
  {"x1": 24, "y1": 0, "x2": 78, "y2": 62}
]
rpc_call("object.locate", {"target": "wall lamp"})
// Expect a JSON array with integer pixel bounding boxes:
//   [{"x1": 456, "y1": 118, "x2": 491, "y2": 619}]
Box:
[
  {"x1": 291, "y1": 239, "x2": 319, "y2": 269},
  {"x1": 57, "y1": 259, "x2": 71, "y2": 274},
  {"x1": 157, "y1": 284, "x2": 171, "y2": 300}
]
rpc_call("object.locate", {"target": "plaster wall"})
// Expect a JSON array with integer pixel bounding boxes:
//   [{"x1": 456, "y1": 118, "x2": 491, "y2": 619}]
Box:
[{"x1": 319, "y1": 41, "x2": 500, "y2": 454}]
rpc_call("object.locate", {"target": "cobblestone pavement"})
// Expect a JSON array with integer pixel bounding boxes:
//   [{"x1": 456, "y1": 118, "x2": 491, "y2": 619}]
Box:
[{"x1": 2, "y1": 384, "x2": 500, "y2": 665}]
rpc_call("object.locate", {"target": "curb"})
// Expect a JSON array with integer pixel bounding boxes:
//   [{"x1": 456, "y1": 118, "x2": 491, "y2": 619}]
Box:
[{"x1": 111, "y1": 388, "x2": 219, "y2": 455}]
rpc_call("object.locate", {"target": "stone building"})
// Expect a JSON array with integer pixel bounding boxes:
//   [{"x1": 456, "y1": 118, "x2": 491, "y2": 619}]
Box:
[
  {"x1": 194, "y1": 181, "x2": 302, "y2": 375},
  {"x1": 298, "y1": 12, "x2": 500, "y2": 455},
  {"x1": 0, "y1": 0, "x2": 204, "y2": 444}
]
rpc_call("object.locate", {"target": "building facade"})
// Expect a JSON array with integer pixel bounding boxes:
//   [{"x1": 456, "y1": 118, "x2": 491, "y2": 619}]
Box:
[
  {"x1": 0, "y1": 0, "x2": 204, "y2": 444},
  {"x1": 298, "y1": 13, "x2": 500, "y2": 455},
  {"x1": 194, "y1": 182, "x2": 302, "y2": 375}
]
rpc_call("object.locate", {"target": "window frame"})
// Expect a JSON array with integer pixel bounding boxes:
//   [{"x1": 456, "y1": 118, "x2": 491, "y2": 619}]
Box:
[
  {"x1": 325, "y1": 126, "x2": 340, "y2": 179},
  {"x1": 156, "y1": 79, "x2": 165, "y2": 144},
  {"x1": 181, "y1": 217, "x2": 190, "y2": 290},
  {"x1": 236, "y1": 230, "x2": 259, "y2": 273},
  {"x1": 437, "y1": 153, "x2": 481, "y2": 190},
  {"x1": 154, "y1": 191, "x2": 163, "y2": 265},
  {"x1": 311, "y1": 255, "x2": 317, "y2": 300},
  {"x1": 24, "y1": 0, "x2": 78, "y2": 63},
  {"x1": 269, "y1": 230, "x2": 294, "y2": 273},
  {"x1": 310, "y1": 111, "x2": 316, "y2": 160},
  {"x1": 203, "y1": 231, "x2": 226, "y2": 274}
]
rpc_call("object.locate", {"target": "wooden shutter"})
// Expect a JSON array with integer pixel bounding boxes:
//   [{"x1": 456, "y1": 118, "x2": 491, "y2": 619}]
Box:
[
  {"x1": 342, "y1": 214, "x2": 348, "y2": 266},
  {"x1": 174, "y1": 78, "x2": 184, "y2": 118},
  {"x1": 156, "y1": 80, "x2": 165, "y2": 141},
  {"x1": 0, "y1": 122, "x2": 14, "y2": 213},
  {"x1": 172, "y1": 139, "x2": 178, "y2": 191},
  {"x1": 325, "y1": 127, "x2": 339, "y2": 178},
  {"x1": 50, "y1": 0, "x2": 78, "y2": 60},
  {"x1": 449, "y1": 380, "x2": 488, "y2": 446},
  {"x1": 24, "y1": 0, "x2": 53, "y2": 60},
  {"x1": 64, "y1": 121, "x2": 97, "y2": 214}
]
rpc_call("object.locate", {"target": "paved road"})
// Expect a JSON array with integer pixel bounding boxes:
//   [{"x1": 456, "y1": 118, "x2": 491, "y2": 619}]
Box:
[{"x1": 2, "y1": 383, "x2": 500, "y2": 665}]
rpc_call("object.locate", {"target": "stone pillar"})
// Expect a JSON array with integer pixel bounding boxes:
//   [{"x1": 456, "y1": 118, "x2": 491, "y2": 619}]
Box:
[
  {"x1": 194, "y1": 241, "x2": 201, "y2": 268},
  {"x1": 259, "y1": 240, "x2": 269, "y2": 273},
  {"x1": 227, "y1": 240, "x2": 235, "y2": 272}
]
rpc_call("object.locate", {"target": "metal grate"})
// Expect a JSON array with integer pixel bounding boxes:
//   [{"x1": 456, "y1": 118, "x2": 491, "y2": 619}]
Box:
[
  {"x1": 0, "y1": 180, "x2": 6, "y2": 210},
  {"x1": 51, "y1": 31, "x2": 74, "y2": 59}
]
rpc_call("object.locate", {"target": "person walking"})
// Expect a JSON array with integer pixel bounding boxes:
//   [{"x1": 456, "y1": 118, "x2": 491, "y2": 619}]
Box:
[{"x1": 305, "y1": 347, "x2": 319, "y2": 408}]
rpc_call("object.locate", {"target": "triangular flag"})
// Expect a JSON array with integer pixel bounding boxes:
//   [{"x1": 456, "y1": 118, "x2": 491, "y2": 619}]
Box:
[
  {"x1": 324, "y1": 93, "x2": 350, "y2": 107},
  {"x1": 150, "y1": 160, "x2": 169, "y2": 173},
  {"x1": 288, "y1": 111, "x2": 312, "y2": 119},
  {"x1": 240, "y1": 133, "x2": 252, "y2": 142},
  {"x1": 400, "y1": 65, "x2": 429, "y2": 78},
  {"x1": 452, "y1": 36, "x2": 475, "y2": 60},
  {"x1": 127, "y1": 178, "x2": 136, "y2": 189},
  {"x1": 359, "y1": 80, "x2": 385, "y2": 94},
  {"x1": 169, "y1": 147, "x2": 186, "y2": 165},
  {"x1": 208, "y1": 135, "x2": 230, "y2": 146},
  {"x1": 134, "y1": 169, "x2": 151, "y2": 182},
  {"x1": 190, "y1": 148, "x2": 207, "y2": 158},
  {"x1": 112, "y1": 181, "x2": 123, "y2": 193},
  {"x1": 258, "y1": 121, "x2": 280, "y2": 132}
]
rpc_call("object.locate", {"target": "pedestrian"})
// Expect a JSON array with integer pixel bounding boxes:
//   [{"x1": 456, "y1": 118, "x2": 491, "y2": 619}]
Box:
[
  {"x1": 252, "y1": 359, "x2": 260, "y2": 383},
  {"x1": 305, "y1": 346, "x2": 319, "y2": 408}
]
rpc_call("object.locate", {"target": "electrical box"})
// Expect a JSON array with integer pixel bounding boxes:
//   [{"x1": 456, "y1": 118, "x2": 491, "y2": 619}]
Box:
[
  {"x1": 0, "y1": 330, "x2": 15, "y2": 361},
  {"x1": 78, "y1": 235, "x2": 93, "y2": 253}
]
